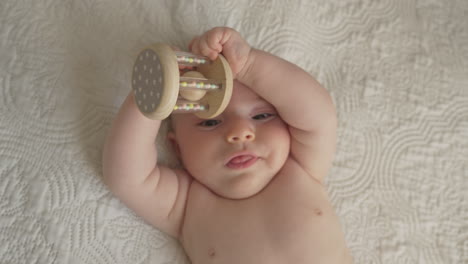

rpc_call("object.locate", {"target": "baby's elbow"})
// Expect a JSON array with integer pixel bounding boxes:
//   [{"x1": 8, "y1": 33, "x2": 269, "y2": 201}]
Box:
[
  {"x1": 101, "y1": 169, "x2": 129, "y2": 201},
  {"x1": 101, "y1": 164, "x2": 117, "y2": 193},
  {"x1": 102, "y1": 152, "x2": 114, "y2": 187},
  {"x1": 101, "y1": 152, "x2": 124, "y2": 194}
]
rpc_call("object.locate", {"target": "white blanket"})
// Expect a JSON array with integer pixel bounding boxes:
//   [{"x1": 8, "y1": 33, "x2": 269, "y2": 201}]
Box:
[{"x1": 1, "y1": 0, "x2": 467, "y2": 263}]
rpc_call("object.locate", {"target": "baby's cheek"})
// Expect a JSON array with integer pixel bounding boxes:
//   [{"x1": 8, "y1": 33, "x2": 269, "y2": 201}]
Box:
[{"x1": 180, "y1": 147, "x2": 204, "y2": 173}]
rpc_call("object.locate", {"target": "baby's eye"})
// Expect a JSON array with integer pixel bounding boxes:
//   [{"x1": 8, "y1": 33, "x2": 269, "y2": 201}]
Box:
[
  {"x1": 198, "y1": 119, "x2": 221, "y2": 127},
  {"x1": 252, "y1": 113, "x2": 275, "y2": 120}
]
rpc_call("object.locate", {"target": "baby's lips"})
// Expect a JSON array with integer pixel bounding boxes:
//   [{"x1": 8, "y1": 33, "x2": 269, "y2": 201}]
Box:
[
  {"x1": 226, "y1": 155, "x2": 259, "y2": 169},
  {"x1": 224, "y1": 152, "x2": 258, "y2": 165},
  {"x1": 230, "y1": 155, "x2": 250, "y2": 164}
]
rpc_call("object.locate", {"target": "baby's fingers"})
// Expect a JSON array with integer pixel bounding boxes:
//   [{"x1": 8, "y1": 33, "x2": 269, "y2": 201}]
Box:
[
  {"x1": 189, "y1": 35, "x2": 220, "y2": 61},
  {"x1": 198, "y1": 36, "x2": 219, "y2": 60},
  {"x1": 205, "y1": 29, "x2": 224, "y2": 52},
  {"x1": 188, "y1": 36, "x2": 200, "y2": 53}
]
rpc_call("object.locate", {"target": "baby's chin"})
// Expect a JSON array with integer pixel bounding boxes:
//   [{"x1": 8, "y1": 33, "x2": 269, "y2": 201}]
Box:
[{"x1": 193, "y1": 169, "x2": 276, "y2": 200}]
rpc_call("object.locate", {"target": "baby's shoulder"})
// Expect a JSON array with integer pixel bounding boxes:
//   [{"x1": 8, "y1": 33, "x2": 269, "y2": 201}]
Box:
[
  {"x1": 267, "y1": 157, "x2": 325, "y2": 193},
  {"x1": 278, "y1": 157, "x2": 321, "y2": 181}
]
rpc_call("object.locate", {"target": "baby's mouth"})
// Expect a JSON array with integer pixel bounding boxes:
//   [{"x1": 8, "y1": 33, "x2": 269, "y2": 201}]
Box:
[{"x1": 226, "y1": 154, "x2": 258, "y2": 169}]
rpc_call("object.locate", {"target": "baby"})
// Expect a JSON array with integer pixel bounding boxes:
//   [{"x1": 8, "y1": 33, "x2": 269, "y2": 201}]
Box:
[{"x1": 103, "y1": 27, "x2": 353, "y2": 264}]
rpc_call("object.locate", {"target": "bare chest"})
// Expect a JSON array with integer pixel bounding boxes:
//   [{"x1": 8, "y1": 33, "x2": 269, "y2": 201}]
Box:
[{"x1": 180, "y1": 164, "x2": 352, "y2": 264}]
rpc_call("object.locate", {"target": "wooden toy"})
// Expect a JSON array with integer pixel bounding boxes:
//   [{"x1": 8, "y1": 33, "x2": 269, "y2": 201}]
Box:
[{"x1": 131, "y1": 43, "x2": 233, "y2": 120}]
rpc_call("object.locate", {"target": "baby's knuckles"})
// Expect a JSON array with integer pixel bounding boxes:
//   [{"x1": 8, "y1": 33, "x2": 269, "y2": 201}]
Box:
[
  {"x1": 207, "y1": 27, "x2": 232, "y2": 44},
  {"x1": 193, "y1": 27, "x2": 253, "y2": 78},
  {"x1": 215, "y1": 27, "x2": 252, "y2": 77}
]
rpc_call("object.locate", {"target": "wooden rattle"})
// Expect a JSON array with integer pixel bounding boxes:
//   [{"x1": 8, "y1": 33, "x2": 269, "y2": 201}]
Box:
[{"x1": 131, "y1": 43, "x2": 233, "y2": 120}]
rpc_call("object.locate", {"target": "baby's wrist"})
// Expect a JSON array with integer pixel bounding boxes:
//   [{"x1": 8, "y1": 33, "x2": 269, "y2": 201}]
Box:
[{"x1": 235, "y1": 47, "x2": 258, "y2": 84}]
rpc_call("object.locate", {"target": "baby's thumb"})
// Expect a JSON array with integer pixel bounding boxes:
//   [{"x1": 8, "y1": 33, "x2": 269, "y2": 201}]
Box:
[{"x1": 188, "y1": 36, "x2": 200, "y2": 52}]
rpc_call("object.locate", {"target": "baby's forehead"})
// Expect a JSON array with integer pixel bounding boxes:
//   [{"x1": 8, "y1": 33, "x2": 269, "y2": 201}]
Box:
[
  {"x1": 229, "y1": 84, "x2": 270, "y2": 107},
  {"x1": 231, "y1": 98, "x2": 271, "y2": 112}
]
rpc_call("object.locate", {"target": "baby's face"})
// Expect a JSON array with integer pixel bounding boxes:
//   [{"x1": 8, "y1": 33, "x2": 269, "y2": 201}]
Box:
[{"x1": 169, "y1": 81, "x2": 290, "y2": 199}]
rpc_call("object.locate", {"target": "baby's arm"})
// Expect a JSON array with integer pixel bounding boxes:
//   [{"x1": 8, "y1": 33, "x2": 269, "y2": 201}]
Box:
[
  {"x1": 102, "y1": 92, "x2": 190, "y2": 238},
  {"x1": 190, "y1": 27, "x2": 337, "y2": 183}
]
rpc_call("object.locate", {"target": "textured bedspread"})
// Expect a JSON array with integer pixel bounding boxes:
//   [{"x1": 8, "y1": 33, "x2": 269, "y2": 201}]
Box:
[{"x1": 1, "y1": 0, "x2": 467, "y2": 263}]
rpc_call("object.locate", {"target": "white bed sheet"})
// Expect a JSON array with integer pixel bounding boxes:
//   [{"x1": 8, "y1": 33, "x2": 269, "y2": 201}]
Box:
[{"x1": 1, "y1": 0, "x2": 467, "y2": 263}]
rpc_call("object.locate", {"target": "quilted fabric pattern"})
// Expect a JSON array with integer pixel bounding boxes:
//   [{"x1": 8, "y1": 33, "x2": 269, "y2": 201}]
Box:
[{"x1": 1, "y1": 0, "x2": 467, "y2": 263}]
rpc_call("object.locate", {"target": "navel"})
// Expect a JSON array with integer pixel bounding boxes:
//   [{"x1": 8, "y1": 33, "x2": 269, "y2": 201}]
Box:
[
  {"x1": 208, "y1": 248, "x2": 216, "y2": 258},
  {"x1": 314, "y1": 208, "x2": 323, "y2": 216}
]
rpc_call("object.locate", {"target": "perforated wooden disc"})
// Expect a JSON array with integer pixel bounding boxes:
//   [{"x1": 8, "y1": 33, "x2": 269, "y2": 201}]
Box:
[
  {"x1": 131, "y1": 44, "x2": 179, "y2": 120},
  {"x1": 196, "y1": 54, "x2": 233, "y2": 119}
]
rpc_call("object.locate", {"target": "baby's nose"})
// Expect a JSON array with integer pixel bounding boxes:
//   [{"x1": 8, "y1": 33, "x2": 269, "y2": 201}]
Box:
[{"x1": 226, "y1": 127, "x2": 255, "y2": 143}]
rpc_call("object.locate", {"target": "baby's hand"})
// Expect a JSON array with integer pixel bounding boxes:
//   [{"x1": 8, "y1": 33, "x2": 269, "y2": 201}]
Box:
[{"x1": 189, "y1": 27, "x2": 252, "y2": 78}]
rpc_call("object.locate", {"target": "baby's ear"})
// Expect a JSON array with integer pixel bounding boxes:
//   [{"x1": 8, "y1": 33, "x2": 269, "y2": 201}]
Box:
[{"x1": 167, "y1": 132, "x2": 181, "y2": 158}]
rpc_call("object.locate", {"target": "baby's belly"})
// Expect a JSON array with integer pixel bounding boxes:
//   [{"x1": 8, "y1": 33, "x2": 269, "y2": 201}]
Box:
[{"x1": 181, "y1": 166, "x2": 352, "y2": 264}]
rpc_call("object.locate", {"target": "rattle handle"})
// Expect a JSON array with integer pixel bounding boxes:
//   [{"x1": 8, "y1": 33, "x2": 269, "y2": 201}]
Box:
[
  {"x1": 175, "y1": 51, "x2": 212, "y2": 66},
  {"x1": 179, "y1": 76, "x2": 222, "y2": 90}
]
